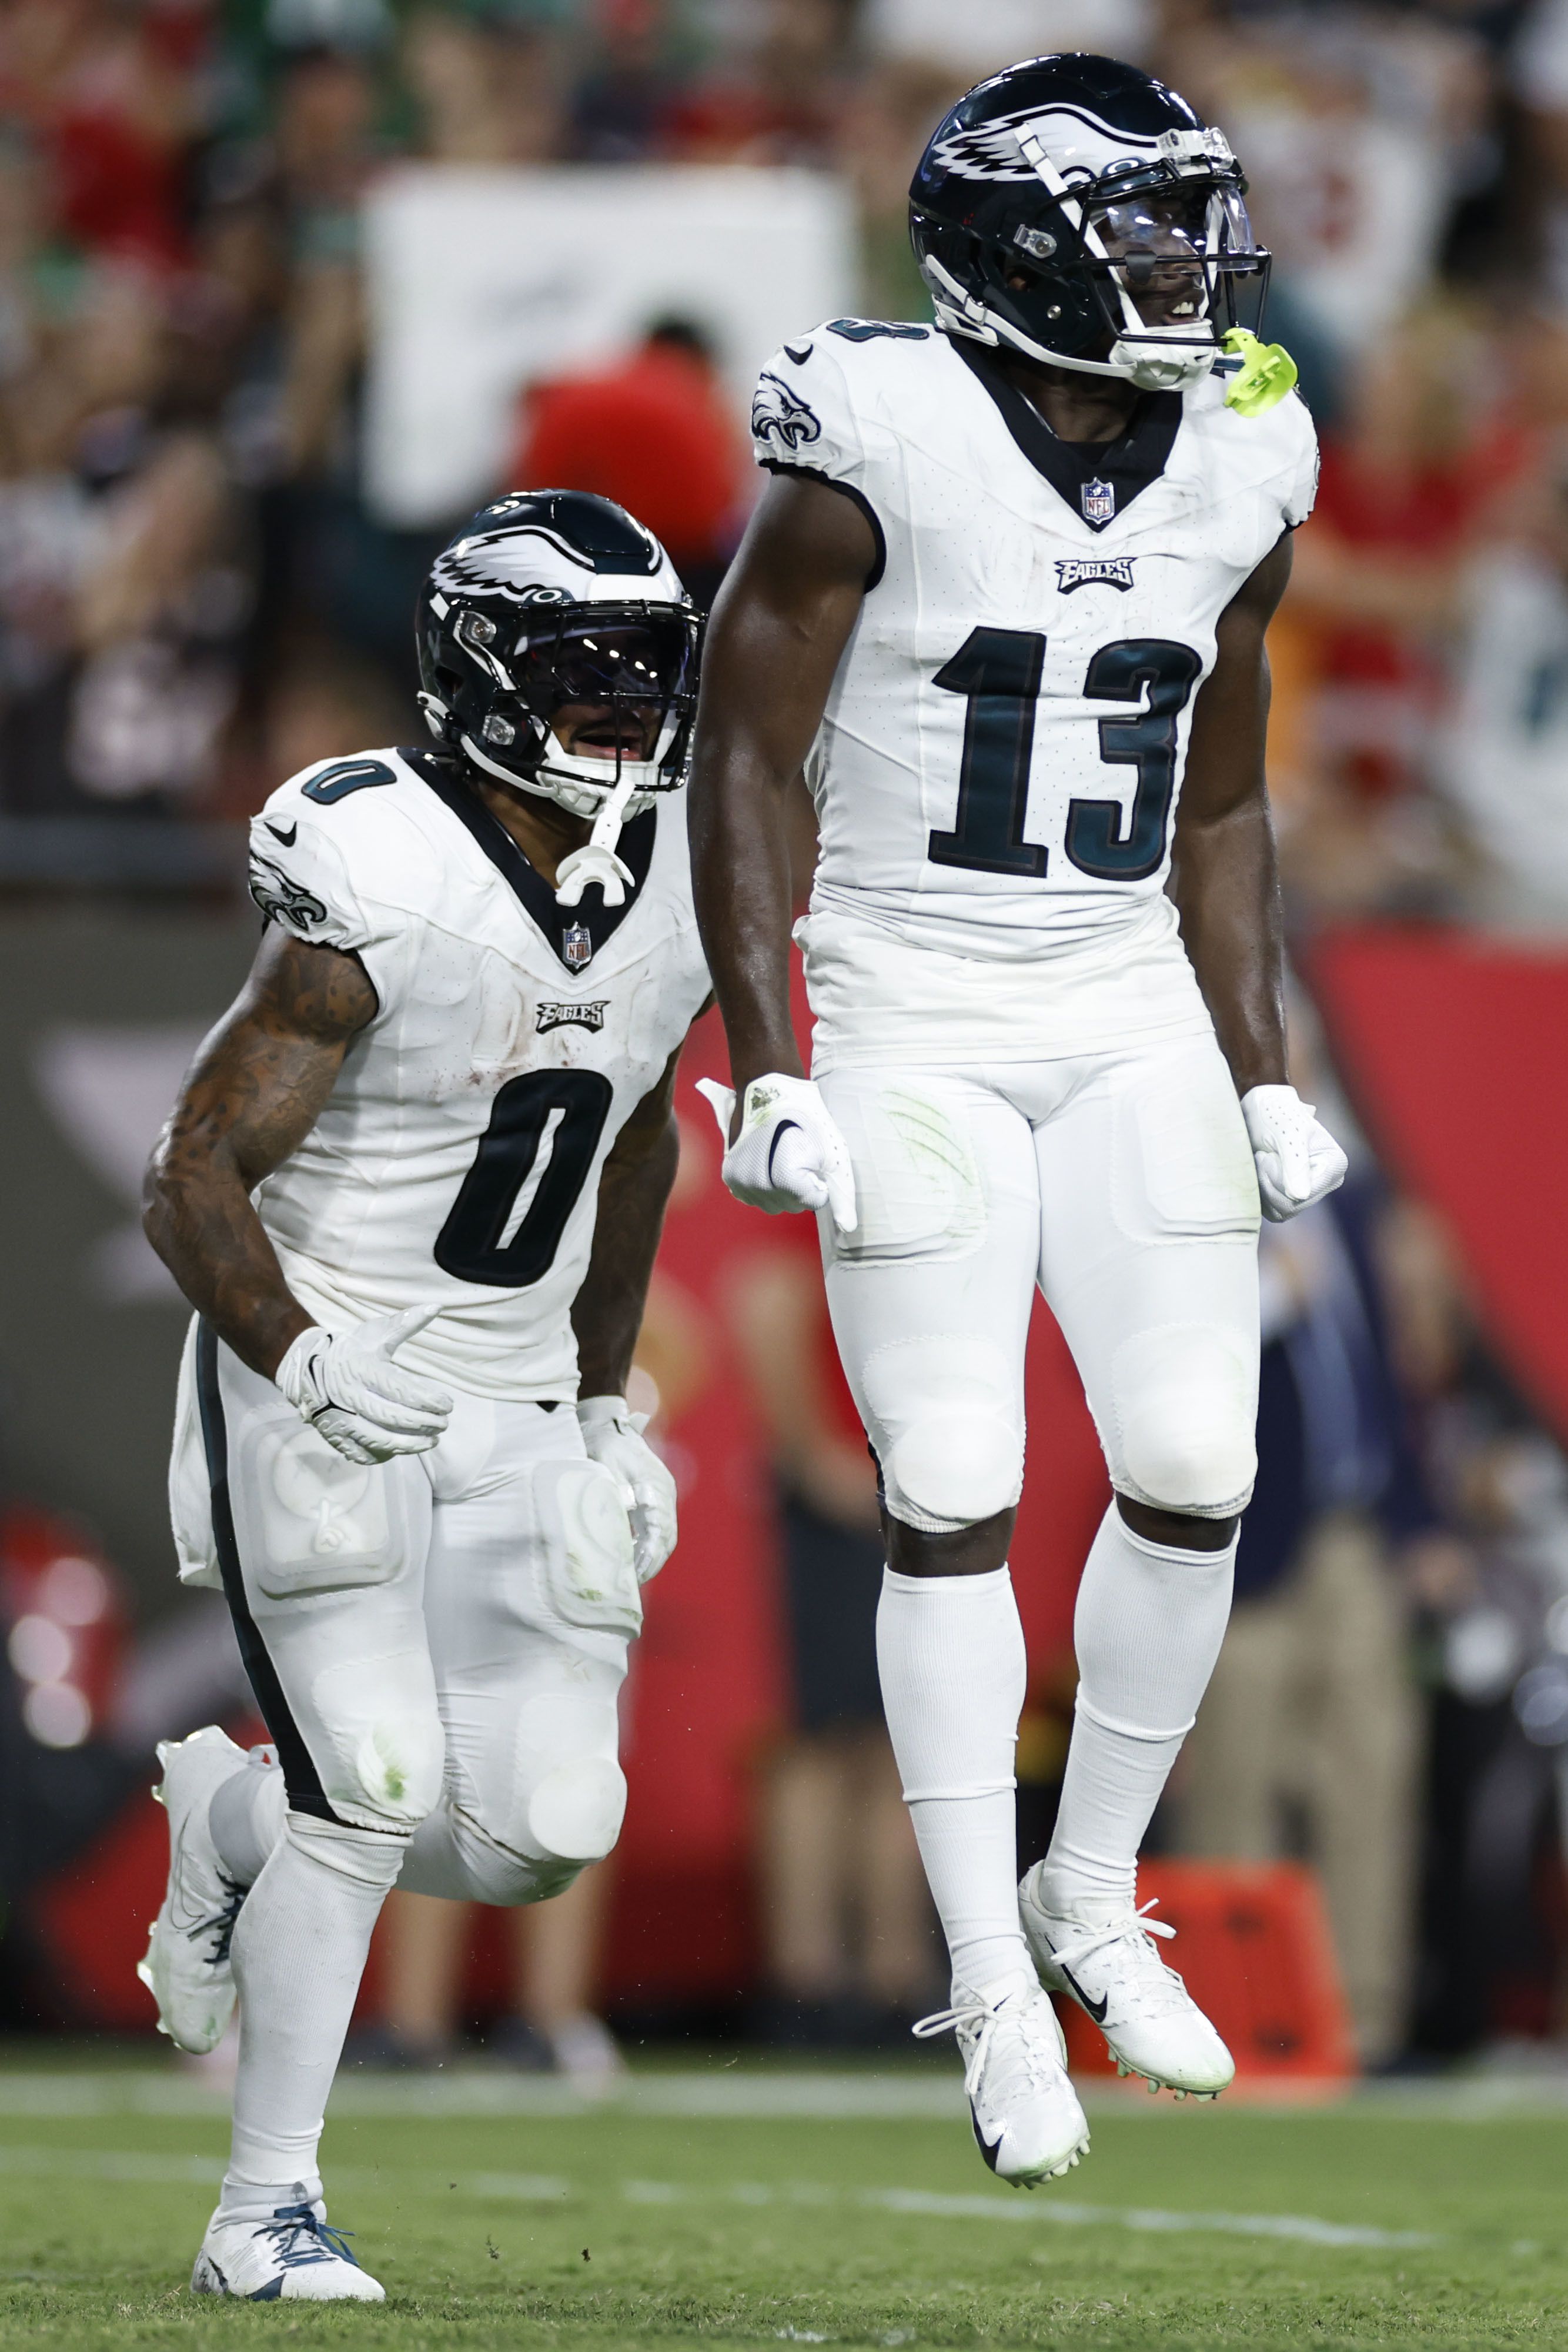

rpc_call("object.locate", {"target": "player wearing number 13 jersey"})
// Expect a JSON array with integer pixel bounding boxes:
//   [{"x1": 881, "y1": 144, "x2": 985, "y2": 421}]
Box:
[
  {"x1": 690, "y1": 55, "x2": 1348, "y2": 2190},
  {"x1": 138, "y1": 492, "x2": 708, "y2": 2301}
]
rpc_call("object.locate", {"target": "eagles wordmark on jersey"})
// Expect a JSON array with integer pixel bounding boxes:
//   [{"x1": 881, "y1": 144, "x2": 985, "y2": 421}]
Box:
[
  {"x1": 691, "y1": 51, "x2": 1348, "y2": 2198},
  {"x1": 749, "y1": 315, "x2": 1318, "y2": 1067},
  {"x1": 142, "y1": 490, "x2": 711, "y2": 2302}
]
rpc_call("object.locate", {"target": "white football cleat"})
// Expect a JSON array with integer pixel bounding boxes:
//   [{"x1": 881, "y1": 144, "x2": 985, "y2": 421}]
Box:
[
  {"x1": 191, "y1": 2192, "x2": 385, "y2": 2301},
  {"x1": 138, "y1": 1724, "x2": 250, "y2": 2054},
  {"x1": 915, "y1": 1975, "x2": 1089, "y2": 2186},
  {"x1": 1019, "y1": 1866, "x2": 1235, "y2": 2099}
]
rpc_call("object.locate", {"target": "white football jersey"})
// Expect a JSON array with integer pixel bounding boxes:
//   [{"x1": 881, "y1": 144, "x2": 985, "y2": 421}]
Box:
[
  {"x1": 750, "y1": 320, "x2": 1318, "y2": 1066},
  {"x1": 241, "y1": 745, "x2": 710, "y2": 1400}
]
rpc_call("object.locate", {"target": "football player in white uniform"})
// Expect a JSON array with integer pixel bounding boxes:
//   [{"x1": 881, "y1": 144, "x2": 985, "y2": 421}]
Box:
[
  {"x1": 139, "y1": 491, "x2": 710, "y2": 2299},
  {"x1": 689, "y1": 55, "x2": 1346, "y2": 2187}
]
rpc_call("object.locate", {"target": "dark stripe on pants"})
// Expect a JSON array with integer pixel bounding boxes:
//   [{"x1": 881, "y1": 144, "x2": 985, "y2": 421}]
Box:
[{"x1": 195, "y1": 1319, "x2": 340, "y2": 1823}]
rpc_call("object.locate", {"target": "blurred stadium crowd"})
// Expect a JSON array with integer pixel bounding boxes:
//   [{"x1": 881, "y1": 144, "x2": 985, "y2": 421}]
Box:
[{"x1": 7, "y1": 0, "x2": 1568, "y2": 2079}]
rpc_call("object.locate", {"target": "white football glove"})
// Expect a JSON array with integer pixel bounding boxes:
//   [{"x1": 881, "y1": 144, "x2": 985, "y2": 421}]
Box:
[
  {"x1": 274, "y1": 1305, "x2": 454, "y2": 1465},
  {"x1": 1241, "y1": 1085, "x2": 1349, "y2": 1223},
  {"x1": 695, "y1": 1073, "x2": 857, "y2": 1234},
  {"x1": 577, "y1": 1395, "x2": 678, "y2": 1586}
]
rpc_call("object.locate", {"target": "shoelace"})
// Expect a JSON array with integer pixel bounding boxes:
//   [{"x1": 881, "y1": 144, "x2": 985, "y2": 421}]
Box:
[
  {"x1": 912, "y1": 1992, "x2": 1058, "y2": 2105},
  {"x1": 194, "y1": 1877, "x2": 247, "y2": 1968},
  {"x1": 1049, "y1": 1899, "x2": 1189, "y2": 2009},
  {"x1": 261, "y1": 2202, "x2": 359, "y2": 2270}
]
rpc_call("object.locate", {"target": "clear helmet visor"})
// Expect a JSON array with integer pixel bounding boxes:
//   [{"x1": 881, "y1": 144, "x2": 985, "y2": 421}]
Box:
[{"x1": 1088, "y1": 182, "x2": 1263, "y2": 333}]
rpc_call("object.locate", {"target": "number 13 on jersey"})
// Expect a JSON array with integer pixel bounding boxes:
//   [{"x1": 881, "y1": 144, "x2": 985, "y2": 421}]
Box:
[{"x1": 928, "y1": 629, "x2": 1203, "y2": 882}]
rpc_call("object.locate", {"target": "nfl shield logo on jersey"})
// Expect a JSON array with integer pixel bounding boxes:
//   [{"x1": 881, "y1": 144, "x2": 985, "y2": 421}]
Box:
[
  {"x1": 563, "y1": 923, "x2": 593, "y2": 970},
  {"x1": 1081, "y1": 478, "x2": 1116, "y2": 525}
]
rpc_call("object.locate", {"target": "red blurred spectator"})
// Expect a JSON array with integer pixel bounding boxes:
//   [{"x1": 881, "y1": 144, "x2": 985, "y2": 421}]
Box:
[
  {"x1": 1290, "y1": 305, "x2": 1530, "y2": 806},
  {"x1": 506, "y1": 318, "x2": 747, "y2": 604},
  {"x1": 0, "y1": 0, "x2": 199, "y2": 272}
]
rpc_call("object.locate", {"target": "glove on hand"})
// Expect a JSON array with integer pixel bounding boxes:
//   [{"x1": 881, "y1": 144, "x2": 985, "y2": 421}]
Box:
[
  {"x1": 577, "y1": 1395, "x2": 678, "y2": 1586},
  {"x1": 275, "y1": 1305, "x2": 454, "y2": 1465},
  {"x1": 1241, "y1": 1085, "x2": 1349, "y2": 1223},
  {"x1": 695, "y1": 1073, "x2": 857, "y2": 1233}
]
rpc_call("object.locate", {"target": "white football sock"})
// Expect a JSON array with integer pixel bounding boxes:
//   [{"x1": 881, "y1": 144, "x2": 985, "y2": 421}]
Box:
[
  {"x1": 1042, "y1": 1505, "x2": 1236, "y2": 1922},
  {"x1": 209, "y1": 1750, "x2": 287, "y2": 1888},
  {"x1": 222, "y1": 1813, "x2": 406, "y2": 2217},
  {"x1": 877, "y1": 1564, "x2": 1031, "y2": 1994}
]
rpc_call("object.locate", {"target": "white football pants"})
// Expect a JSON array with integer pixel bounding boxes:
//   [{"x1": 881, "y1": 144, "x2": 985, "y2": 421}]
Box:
[
  {"x1": 173, "y1": 1322, "x2": 635, "y2": 1897},
  {"x1": 817, "y1": 1030, "x2": 1262, "y2": 1532}
]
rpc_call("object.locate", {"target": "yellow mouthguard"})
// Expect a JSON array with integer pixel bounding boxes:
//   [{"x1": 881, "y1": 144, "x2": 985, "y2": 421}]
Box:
[{"x1": 1221, "y1": 328, "x2": 1299, "y2": 416}]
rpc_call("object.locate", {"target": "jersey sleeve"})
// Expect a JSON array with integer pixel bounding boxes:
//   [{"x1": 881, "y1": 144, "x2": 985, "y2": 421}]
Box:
[
  {"x1": 750, "y1": 330, "x2": 865, "y2": 489},
  {"x1": 1281, "y1": 395, "x2": 1320, "y2": 529},
  {"x1": 246, "y1": 759, "x2": 416, "y2": 1017}
]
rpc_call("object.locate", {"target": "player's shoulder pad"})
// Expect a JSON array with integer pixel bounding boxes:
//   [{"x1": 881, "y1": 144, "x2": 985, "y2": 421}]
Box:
[
  {"x1": 1187, "y1": 370, "x2": 1319, "y2": 526},
  {"x1": 248, "y1": 746, "x2": 435, "y2": 948},
  {"x1": 751, "y1": 319, "x2": 931, "y2": 476}
]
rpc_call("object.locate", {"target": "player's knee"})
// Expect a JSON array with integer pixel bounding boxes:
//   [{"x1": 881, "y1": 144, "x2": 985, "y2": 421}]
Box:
[
  {"x1": 1113, "y1": 1327, "x2": 1256, "y2": 1516},
  {"x1": 308, "y1": 1653, "x2": 446, "y2": 1833},
  {"x1": 861, "y1": 1335, "x2": 1022, "y2": 1533},
  {"x1": 885, "y1": 1412, "x2": 1022, "y2": 1532},
  {"x1": 525, "y1": 1753, "x2": 627, "y2": 1866},
  {"x1": 458, "y1": 1755, "x2": 627, "y2": 1907}
]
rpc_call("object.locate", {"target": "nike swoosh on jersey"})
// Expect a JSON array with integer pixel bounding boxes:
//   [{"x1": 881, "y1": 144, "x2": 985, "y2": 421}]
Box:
[{"x1": 265, "y1": 820, "x2": 298, "y2": 846}]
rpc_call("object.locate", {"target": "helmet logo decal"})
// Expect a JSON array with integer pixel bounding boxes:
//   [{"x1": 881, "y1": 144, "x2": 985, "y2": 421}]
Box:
[
  {"x1": 927, "y1": 103, "x2": 1133, "y2": 182},
  {"x1": 751, "y1": 370, "x2": 822, "y2": 455},
  {"x1": 1081, "y1": 478, "x2": 1116, "y2": 525}
]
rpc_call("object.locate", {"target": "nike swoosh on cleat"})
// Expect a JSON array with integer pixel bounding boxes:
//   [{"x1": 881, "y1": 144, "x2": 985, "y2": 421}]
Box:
[
  {"x1": 1058, "y1": 1962, "x2": 1109, "y2": 2024},
  {"x1": 266, "y1": 820, "x2": 297, "y2": 846}
]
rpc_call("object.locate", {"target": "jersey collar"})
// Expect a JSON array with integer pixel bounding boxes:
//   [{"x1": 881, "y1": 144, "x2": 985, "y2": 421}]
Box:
[
  {"x1": 949, "y1": 338, "x2": 1182, "y2": 534},
  {"x1": 402, "y1": 746, "x2": 657, "y2": 973}
]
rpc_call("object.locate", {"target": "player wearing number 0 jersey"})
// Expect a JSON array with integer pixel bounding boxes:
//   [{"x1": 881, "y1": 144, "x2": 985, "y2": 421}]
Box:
[
  {"x1": 690, "y1": 53, "x2": 1348, "y2": 2190},
  {"x1": 139, "y1": 492, "x2": 708, "y2": 2301}
]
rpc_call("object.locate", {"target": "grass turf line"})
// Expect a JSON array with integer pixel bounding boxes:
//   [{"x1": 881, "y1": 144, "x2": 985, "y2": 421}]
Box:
[{"x1": 0, "y1": 2086, "x2": 1564, "y2": 2348}]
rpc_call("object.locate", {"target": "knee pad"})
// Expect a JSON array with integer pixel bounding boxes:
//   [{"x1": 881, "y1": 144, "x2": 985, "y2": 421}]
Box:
[
  {"x1": 457, "y1": 1685, "x2": 626, "y2": 1886},
  {"x1": 1109, "y1": 1324, "x2": 1257, "y2": 1518},
  {"x1": 526, "y1": 1754, "x2": 626, "y2": 1865},
  {"x1": 436, "y1": 1756, "x2": 627, "y2": 1907},
  {"x1": 885, "y1": 1414, "x2": 1022, "y2": 1531},
  {"x1": 861, "y1": 1335, "x2": 1024, "y2": 1532},
  {"x1": 307, "y1": 1648, "x2": 446, "y2": 1833}
]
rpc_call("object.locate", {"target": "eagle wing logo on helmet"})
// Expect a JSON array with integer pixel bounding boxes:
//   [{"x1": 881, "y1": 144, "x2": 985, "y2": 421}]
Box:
[
  {"x1": 751, "y1": 370, "x2": 822, "y2": 456},
  {"x1": 926, "y1": 107, "x2": 1065, "y2": 182}
]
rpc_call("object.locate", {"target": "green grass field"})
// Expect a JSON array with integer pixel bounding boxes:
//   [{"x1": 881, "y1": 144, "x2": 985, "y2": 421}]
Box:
[{"x1": 1, "y1": 2059, "x2": 1565, "y2": 2350}]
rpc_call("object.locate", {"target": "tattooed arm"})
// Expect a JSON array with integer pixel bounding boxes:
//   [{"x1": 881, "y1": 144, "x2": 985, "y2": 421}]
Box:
[
  {"x1": 571, "y1": 1044, "x2": 683, "y2": 1399},
  {"x1": 143, "y1": 926, "x2": 377, "y2": 1377}
]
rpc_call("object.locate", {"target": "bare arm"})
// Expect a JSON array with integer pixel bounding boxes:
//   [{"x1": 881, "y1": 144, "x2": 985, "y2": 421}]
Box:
[
  {"x1": 571, "y1": 1046, "x2": 684, "y2": 1398},
  {"x1": 1169, "y1": 530, "x2": 1296, "y2": 1095},
  {"x1": 687, "y1": 472, "x2": 875, "y2": 1097},
  {"x1": 143, "y1": 927, "x2": 377, "y2": 1377}
]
